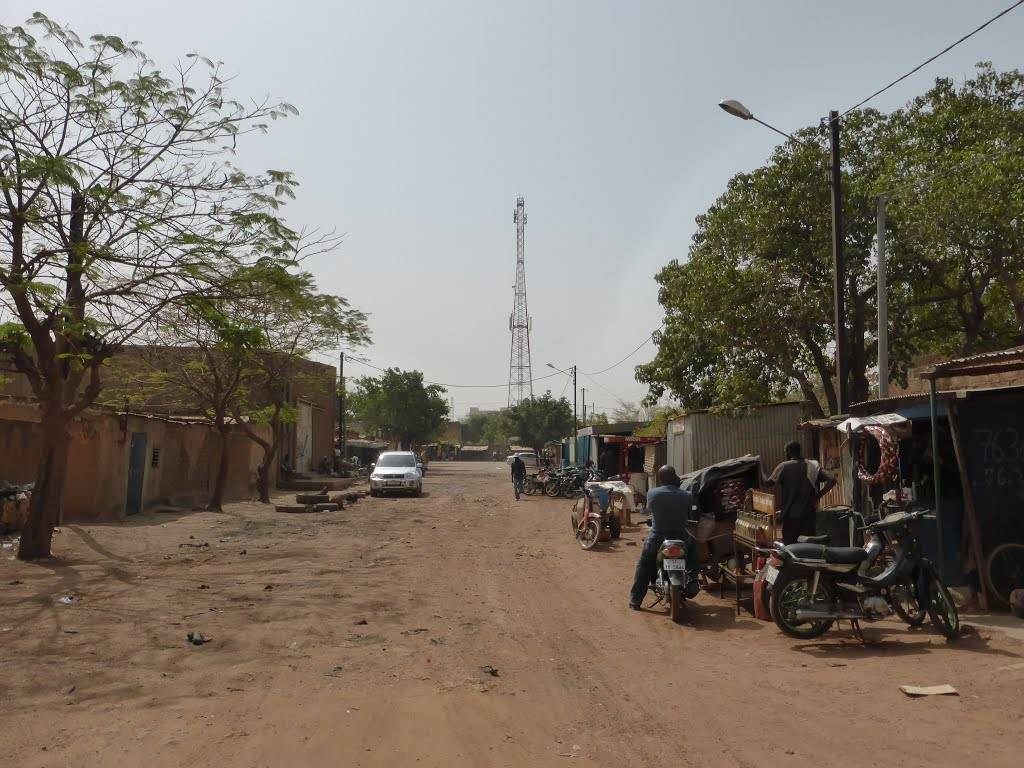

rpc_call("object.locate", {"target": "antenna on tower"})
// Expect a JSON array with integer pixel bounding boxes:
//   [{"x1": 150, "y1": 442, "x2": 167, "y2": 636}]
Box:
[{"x1": 507, "y1": 195, "x2": 533, "y2": 407}]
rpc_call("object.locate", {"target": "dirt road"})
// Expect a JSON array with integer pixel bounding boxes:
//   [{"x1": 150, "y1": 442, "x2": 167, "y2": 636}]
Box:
[{"x1": 2, "y1": 462, "x2": 1022, "y2": 767}]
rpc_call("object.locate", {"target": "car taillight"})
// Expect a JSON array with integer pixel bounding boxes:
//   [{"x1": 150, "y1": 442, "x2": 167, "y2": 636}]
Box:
[{"x1": 663, "y1": 544, "x2": 683, "y2": 558}]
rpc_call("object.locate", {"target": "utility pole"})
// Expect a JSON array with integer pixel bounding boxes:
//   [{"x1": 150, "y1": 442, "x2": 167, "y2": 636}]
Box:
[
  {"x1": 572, "y1": 366, "x2": 577, "y2": 435},
  {"x1": 338, "y1": 351, "x2": 346, "y2": 465},
  {"x1": 829, "y1": 110, "x2": 848, "y2": 414},
  {"x1": 876, "y1": 194, "x2": 889, "y2": 398},
  {"x1": 581, "y1": 388, "x2": 586, "y2": 428}
]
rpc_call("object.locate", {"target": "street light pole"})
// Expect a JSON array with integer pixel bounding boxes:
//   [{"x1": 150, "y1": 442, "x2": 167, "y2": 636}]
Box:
[
  {"x1": 876, "y1": 194, "x2": 889, "y2": 398},
  {"x1": 828, "y1": 110, "x2": 848, "y2": 414},
  {"x1": 719, "y1": 98, "x2": 848, "y2": 414}
]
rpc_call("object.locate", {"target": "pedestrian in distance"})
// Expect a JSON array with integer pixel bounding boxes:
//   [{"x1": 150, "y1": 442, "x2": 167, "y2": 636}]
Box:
[
  {"x1": 510, "y1": 454, "x2": 527, "y2": 500},
  {"x1": 764, "y1": 440, "x2": 837, "y2": 544},
  {"x1": 629, "y1": 465, "x2": 697, "y2": 610}
]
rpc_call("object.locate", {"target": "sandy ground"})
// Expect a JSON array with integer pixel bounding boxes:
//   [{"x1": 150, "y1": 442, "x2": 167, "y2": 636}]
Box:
[{"x1": 2, "y1": 461, "x2": 1022, "y2": 767}]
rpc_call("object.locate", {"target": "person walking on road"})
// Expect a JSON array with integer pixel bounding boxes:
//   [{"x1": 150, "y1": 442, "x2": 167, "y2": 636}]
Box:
[
  {"x1": 629, "y1": 465, "x2": 697, "y2": 610},
  {"x1": 510, "y1": 455, "x2": 527, "y2": 500},
  {"x1": 765, "y1": 440, "x2": 837, "y2": 544}
]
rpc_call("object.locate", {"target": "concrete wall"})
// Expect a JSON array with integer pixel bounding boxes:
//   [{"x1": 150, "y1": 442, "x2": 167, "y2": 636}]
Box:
[{"x1": 0, "y1": 400, "x2": 270, "y2": 522}]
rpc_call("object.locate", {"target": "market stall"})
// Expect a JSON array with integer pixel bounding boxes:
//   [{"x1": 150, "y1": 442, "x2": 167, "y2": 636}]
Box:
[{"x1": 678, "y1": 455, "x2": 766, "y2": 614}]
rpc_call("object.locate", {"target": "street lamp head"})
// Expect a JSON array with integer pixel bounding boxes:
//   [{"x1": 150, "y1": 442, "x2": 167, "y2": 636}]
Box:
[
  {"x1": 546, "y1": 362, "x2": 556, "y2": 370},
  {"x1": 719, "y1": 98, "x2": 753, "y2": 120}
]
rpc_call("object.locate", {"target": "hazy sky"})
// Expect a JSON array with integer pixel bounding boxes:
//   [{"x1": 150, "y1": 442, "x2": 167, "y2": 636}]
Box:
[{"x1": 8, "y1": 1, "x2": 1024, "y2": 416}]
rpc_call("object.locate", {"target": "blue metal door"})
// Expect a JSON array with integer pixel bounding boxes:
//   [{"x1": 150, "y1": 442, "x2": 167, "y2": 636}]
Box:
[{"x1": 125, "y1": 431, "x2": 147, "y2": 516}]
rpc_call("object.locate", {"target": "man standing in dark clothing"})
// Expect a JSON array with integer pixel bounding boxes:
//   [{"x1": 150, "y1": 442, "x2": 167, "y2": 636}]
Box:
[
  {"x1": 510, "y1": 455, "x2": 527, "y2": 500},
  {"x1": 766, "y1": 441, "x2": 837, "y2": 544},
  {"x1": 629, "y1": 465, "x2": 697, "y2": 610}
]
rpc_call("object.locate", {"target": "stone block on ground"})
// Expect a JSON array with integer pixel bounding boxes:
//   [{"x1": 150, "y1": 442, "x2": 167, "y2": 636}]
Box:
[
  {"x1": 295, "y1": 493, "x2": 330, "y2": 505},
  {"x1": 275, "y1": 504, "x2": 315, "y2": 514}
]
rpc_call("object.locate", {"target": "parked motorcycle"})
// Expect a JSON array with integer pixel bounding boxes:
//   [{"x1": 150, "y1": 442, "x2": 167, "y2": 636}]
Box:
[
  {"x1": 765, "y1": 504, "x2": 959, "y2": 640},
  {"x1": 522, "y1": 468, "x2": 551, "y2": 496},
  {"x1": 570, "y1": 487, "x2": 621, "y2": 549}
]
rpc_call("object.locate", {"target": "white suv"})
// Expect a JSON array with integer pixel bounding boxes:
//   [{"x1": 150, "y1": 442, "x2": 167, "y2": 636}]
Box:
[{"x1": 370, "y1": 452, "x2": 423, "y2": 497}]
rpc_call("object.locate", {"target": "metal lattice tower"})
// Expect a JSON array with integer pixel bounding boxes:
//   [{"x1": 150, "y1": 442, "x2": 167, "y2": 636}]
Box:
[{"x1": 507, "y1": 196, "x2": 533, "y2": 407}]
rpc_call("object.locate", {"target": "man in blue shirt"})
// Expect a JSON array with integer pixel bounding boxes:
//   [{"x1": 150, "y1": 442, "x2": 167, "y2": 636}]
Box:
[{"x1": 630, "y1": 465, "x2": 697, "y2": 610}]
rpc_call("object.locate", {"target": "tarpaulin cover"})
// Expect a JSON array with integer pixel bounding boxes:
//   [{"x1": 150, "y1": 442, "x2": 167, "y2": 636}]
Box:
[{"x1": 677, "y1": 455, "x2": 763, "y2": 506}]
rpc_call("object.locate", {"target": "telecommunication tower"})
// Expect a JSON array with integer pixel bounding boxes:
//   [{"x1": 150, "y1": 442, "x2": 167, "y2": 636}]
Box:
[{"x1": 507, "y1": 196, "x2": 533, "y2": 407}]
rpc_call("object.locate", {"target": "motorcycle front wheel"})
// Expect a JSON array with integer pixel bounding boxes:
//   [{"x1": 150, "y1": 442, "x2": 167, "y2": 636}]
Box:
[
  {"x1": 889, "y1": 580, "x2": 926, "y2": 626},
  {"x1": 925, "y1": 572, "x2": 960, "y2": 640},
  {"x1": 578, "y1": 519, "x2": 601, "y2": 550},
  {"x1": 545, "y1": 480, "x2": 561, "y2": 497},
  {"x1": 770, "y1": 572, "x2": 835, "y2": 639}
]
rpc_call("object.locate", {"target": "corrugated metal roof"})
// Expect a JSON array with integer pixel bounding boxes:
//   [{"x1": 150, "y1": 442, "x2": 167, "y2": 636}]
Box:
[{"x1": 921, "y1": 345, "x2": 1024, "y2": 379}]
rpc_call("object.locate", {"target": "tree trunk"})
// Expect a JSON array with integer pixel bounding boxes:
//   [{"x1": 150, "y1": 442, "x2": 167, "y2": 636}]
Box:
[
  {"x1": 18, "y1": 406, "x2": 70, "y2": 560},
  {"x1": 208, "y1": 424, "x2": 231, "y2": 512},
  {"x1": 257, "y1": 439, "x2": 279, "y2": 504}
]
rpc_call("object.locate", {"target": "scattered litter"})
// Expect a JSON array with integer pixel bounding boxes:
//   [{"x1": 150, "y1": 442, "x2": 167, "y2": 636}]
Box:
[
  {"x1": 67, "y1": 686, "x2": 75, "y2": 694},
  {"x1": 263, "y1": 584, "x2": 274, "y2": 591},
  {"x1": 482, "y1": 664, "x2": 500, "y2": 677},
  {"x1": 186, "y1": 631, "x2": 210, "y2": 646},
  {"x1": 625, "y1": 541, "x2": 637, "y2": 547},
  {"x1": 63, "y1": 630, "x2": 78, "y2": 635},
  {"x1": 239, "y1": 550, "x2": 247, "y2": 556},
  {"x1": 829, "y1": 662, "x2": 847, "y2": 667},
  {"x1": 403, "y1": 628, "x2": 429, "y2": 635},
  {"x1": 326, "y1": 665, "x2": 345, "y2": 678},
  {"x1": 178, "y1": 541, "x2": 209, "y2": 549},
  {"x1": 1, "y1": 627, "x2": 11, "y2": 632},
  {"x1": 8, "y1": 579, "x2": 22, "y2": 585},
  {"x1": 197, "y1": 584, "x2": 209, "y2": 590},
  {"x1": 430, "y1": 637, "x2": 444, "y2": 646},
  {"x1": 58, "y1": 595, "x2": 74, "y2": 605},
  {"x1": 1, "y1": 542, "x2": 12, "y2": 549},
  {"x1": 354, "y1": 619, "x2": 368, "y2": 626},
  {"x1": 899, "y1": 684, "x2": 958, "y2": 697}
]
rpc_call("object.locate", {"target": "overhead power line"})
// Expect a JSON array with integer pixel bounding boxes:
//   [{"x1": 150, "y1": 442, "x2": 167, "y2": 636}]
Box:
[
  {"x1": 320, "y1": 328, "x2": 661, "y2": 390},
  {"x1": 841, "y1": 0, "x2": 1024, "y2": 117},
  {"x1": 581, "y1": 330, "x2": 658, "y2": 376}
]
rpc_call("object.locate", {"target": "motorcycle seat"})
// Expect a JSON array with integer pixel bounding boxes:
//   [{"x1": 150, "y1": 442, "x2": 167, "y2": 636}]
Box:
[
  {"x1": 786, "y1": 543, "x2": 869, "y2": 564},
  {"x1": 797, "y1": 534, "x2": 830, "y2": 544}
]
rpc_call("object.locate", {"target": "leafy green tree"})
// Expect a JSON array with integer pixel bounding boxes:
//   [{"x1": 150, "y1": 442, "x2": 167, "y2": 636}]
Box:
[
  {"x1": 349, "y1": 369, "x2": 449, "y2": 449},
  {"x1": 503, "y1": 393, "x2": 574, "y2": 452},
  {"x1": 882, "y1": 63, "x2": 1024, "y2": 355},
  {"x1": 0, "y1": 15, "x2": 300, "y2": 558},
  {"x1": 638, "y1": 109, "x2": 888, "y2": 416},
  {"x1": 234, "y1": 269, "x2": 368, "y2": 502}
]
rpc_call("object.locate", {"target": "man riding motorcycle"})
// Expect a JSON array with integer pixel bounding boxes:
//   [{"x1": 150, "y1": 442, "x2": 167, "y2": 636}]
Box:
[{"x1": 629, "y1": 465, "x2": 698, "y2": 610}]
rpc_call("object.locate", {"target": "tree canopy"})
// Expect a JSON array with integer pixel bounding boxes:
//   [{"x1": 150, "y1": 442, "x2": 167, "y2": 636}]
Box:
[
  {"x1": 639, "y1": 63, "x2": 1024, "y2": 416},
  {"x1": 503, "y1": 393, "x2": 574, "y2": 452},
  {"x1": 349, "y1": 368, "x2": 449, "y2": 449},
  {"x1": 0, "y1": 14, "x2": 307, "y2": 557}
]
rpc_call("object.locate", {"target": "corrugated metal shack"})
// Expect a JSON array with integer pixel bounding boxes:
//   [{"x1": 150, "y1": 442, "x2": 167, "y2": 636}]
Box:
[{"x1": 666, "y1": 402, "x2": 808, "y2": 477}]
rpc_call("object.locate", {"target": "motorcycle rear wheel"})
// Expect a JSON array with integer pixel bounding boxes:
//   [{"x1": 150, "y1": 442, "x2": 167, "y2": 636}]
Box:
[
  {"x1": 770, "y1": 572, "x2": 835, "y2": 639},
  {"x1": 578, "y1": 519, "x2": 601, "y2": 550},
  {"x1": 669, "y1": 583, "x2": 684, "y2": 623},
  {"x1": 925, "y1": 572, "x2": 960, "y2": 640}
]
